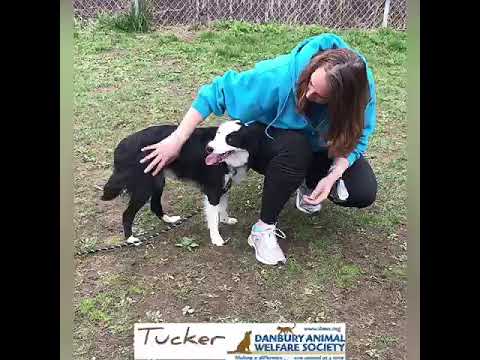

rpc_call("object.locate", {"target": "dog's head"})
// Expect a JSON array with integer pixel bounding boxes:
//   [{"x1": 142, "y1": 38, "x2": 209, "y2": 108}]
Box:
[{"x1": 205, "y1": 121, "x2": 259, "y2": 168}]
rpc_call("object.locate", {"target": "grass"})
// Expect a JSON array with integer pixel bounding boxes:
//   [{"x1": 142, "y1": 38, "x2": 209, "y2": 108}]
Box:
[
  {"x1": 77, "y1": 291, "x2": 134, "y2": 334},
  {"x1": 175, "y1": 236, "x2": 201, "y2": 252},
  {"x1": 94, "y1": 0, "x2": 153, "y2": 33},
  {"x1": 383, "y1": 263, "x2": 407, "y2": 281},
  {"x1": 75, "y1": 274, "x2": 150, "y2": 350},
  {"x1": 73, "y1": 19, "x2": 407, "y2": 359},
  {"x1": 335, "y1": 263, "x2": 364, "y2": 288}
]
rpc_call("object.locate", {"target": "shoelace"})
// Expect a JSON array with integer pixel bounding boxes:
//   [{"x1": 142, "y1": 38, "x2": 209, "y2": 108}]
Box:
[
  {"x1": 261, "y1": 226, "x2": 286, "y2": 249},
  {"x1": 273, "y1": 226, "x2": 286, "y2": 240},
  {"x1": 254, "y1": 224, "x2": 286, "y2": 240}
]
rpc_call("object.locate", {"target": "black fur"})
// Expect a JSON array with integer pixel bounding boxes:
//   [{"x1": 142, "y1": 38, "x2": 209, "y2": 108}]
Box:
[{"x1": 102, "y1": 125, "x2": 231, "y2": 239}]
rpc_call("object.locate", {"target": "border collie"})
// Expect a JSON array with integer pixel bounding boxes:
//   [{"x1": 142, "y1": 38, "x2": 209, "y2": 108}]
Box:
[{"x1": 101, "y1": 120, "x2": 261, "y2": 247}]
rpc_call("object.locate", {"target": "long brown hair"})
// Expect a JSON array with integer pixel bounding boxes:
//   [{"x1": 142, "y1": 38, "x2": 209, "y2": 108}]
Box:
[{"x1": 296, "y1": 48, "x2": 370, "y2": 158}]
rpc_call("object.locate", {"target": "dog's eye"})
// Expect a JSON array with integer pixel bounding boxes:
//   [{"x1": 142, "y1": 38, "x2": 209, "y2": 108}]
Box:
[{"x1": 226, "y1": 134, "x2": 233, "y2": 144}]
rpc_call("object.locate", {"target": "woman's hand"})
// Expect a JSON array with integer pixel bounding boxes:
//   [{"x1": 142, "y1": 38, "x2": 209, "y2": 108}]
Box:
[
  {"x1": 303, "y1": 157, "x2": 349, "y2": 205},
  {"x1": 302, "y1": 175, "x2": 337, "y2": 205},
  {"x1": 140, "y1": 133, "x2": 183, "y2": 176},
  {"x1": 140, "y1": 107, "x2": 204, "y2": 176}
]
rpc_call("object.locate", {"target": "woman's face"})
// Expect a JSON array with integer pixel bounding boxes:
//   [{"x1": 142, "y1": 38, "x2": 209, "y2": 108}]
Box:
[{"x1": 306, "y1": 67, "x2": 330, "y2": 104}]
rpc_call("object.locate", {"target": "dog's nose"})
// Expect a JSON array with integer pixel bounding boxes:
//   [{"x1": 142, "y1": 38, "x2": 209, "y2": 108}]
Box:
[{"x1": 206, "y1": 146, "x2": 214, "y2": 154}]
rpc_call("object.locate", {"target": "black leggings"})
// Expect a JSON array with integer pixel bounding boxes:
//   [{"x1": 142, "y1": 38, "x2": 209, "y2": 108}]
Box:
[{"x1": 248, "y1": 125, "x2": 378, "y2": 225}]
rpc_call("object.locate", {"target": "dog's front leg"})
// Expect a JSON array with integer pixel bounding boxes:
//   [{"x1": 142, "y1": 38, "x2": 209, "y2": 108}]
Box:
[
  {"x1": 204, "y1": 196, "x2": 225, "y2": 246},
  {"x1": 219, "y1": 193, "x2": 237, "y2": 225}
]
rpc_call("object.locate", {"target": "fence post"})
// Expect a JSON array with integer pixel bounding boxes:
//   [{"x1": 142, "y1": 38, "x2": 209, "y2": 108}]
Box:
[
  {"x1": 382, "y1": 0, "x2": 391, "y2": 27},
  {"x1": 133, "y1": 0, "x2": 139, "y2": 17}
]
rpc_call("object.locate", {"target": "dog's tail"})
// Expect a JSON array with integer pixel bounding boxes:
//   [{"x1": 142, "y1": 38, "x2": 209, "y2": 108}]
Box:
[{"x1": 101, "y1": 169, "x2": 127, "y2": 201}]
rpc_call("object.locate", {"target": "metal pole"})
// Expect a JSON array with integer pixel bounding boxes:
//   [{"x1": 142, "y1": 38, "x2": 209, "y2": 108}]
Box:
[
  {"x1": 134, "y1": 0, "x2": 139, "y2": 17},
  {"x1": 382, "y1": 0, "x2": 391, "y2": 27}
]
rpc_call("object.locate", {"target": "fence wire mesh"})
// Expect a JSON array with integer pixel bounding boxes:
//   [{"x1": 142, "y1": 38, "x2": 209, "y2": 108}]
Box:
[{"x1": 73, "y1": 0, "x2": 407, "y2": 31}]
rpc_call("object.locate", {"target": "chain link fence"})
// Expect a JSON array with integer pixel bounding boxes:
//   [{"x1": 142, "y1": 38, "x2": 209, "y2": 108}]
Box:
[{"x1": 73, "y1": 0, "x2": 407, "y2": 31}]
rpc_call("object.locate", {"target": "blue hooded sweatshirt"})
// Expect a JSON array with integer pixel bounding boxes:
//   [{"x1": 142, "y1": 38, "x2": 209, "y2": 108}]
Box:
[{"x1": 192, "y1": 33, "x2": 376, "y2": 166}]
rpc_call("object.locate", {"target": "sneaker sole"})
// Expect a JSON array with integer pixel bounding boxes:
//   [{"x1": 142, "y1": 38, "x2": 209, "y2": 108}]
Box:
[{"x1": 247, "y1": 235, "x2": 286, "y2": 266}]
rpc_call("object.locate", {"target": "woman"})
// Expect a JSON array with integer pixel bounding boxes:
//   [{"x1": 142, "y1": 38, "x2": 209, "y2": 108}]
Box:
[{"x1": 140, "y1": 33, "x2": 377, "y2": 265}]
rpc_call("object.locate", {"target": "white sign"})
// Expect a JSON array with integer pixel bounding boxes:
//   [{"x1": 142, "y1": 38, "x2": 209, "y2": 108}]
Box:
[{"x1": 134, "y1": 322, "x2": 346, "y2": 360}]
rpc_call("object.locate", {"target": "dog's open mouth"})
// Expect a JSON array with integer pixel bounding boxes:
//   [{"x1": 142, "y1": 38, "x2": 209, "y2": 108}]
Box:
[{"x1": 205, "y1": 150, "x2": 234, "y2": 166}]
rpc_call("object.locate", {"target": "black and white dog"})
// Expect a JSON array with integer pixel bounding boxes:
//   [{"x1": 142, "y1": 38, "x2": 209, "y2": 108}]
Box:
[{"x1": 101, "y1": 120, "x2": 261, "y2": 246}]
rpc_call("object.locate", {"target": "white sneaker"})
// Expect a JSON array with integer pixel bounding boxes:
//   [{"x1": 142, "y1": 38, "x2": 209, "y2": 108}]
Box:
[
  {"x1": 247, "y1": 223, "x2": 287, "y2": 265},
  {"x1": 296, "y1": 181, "x2": 322, "y2": 214}
]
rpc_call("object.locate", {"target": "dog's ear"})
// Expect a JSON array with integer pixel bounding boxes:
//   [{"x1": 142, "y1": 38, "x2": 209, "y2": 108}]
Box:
[
  {"x1": 241, "y1": 124, "x2": 263, "y2": 153},
  {"x1": 225, "y1": 126, "x2": 246, "y2": 149},
  {"x1": 226, "y1": 123, "x2": 262, "y2": 152},
  {"x1": 225, "y1": 126, "x2": 247, "y2": 149}
]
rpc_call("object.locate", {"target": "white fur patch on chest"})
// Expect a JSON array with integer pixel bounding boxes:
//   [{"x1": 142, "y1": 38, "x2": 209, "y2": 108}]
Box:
[{"x1": 224, "y1": 150, "x2": 249, "y2": 168}]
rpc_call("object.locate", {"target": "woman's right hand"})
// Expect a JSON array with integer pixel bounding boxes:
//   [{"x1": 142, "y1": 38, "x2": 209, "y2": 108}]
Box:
[
  {"x1": 140, "y1": 132, "x2": 183, "y2": 176},
  {"x1": 140, "y1": 106, "x2": 204, "y2": 176}
]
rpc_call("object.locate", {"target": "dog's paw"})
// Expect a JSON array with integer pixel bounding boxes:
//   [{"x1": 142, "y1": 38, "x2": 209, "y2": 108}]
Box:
[
  {"x1": 126, "y1": 236, "x2": 142, "y2": 246},
  {"x1": 211, "y1": 235, "x2": 226, "y2": 246},
  {"x1": 220, "y1": 217, "x2": 238, "y2": 225},
  {"x1": 162, "y1": 214, "x2": 181, "y2": 223}
]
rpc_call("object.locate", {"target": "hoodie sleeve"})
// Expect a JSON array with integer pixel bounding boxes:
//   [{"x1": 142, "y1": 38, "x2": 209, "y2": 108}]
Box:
[
  {"x1": 191, "y1": 67, "x2": 280, "y2": 122},
  {"x1": 346, "y1": 68, "x2": 377, "y2": 166}
]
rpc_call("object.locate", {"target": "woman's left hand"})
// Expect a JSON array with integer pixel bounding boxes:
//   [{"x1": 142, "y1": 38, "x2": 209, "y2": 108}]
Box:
[
  {"x1": 302, "y1": 175, "x2": 337, "y2": 205},
  {"x1": 303, "y1": 157, "x2": 349, "y2": 205}
]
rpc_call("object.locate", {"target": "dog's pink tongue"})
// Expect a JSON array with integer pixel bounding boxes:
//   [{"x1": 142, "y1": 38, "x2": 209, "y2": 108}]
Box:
[{"x1": 205, "y1": 153, "x2": 220, "y2": 166}]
